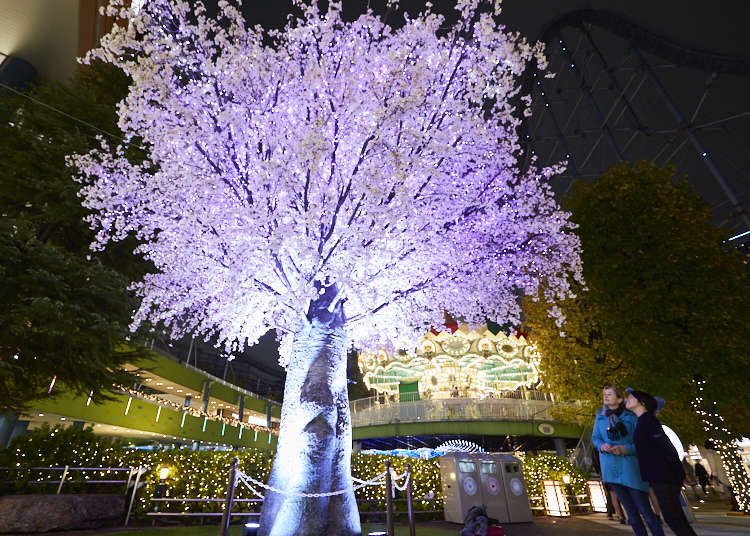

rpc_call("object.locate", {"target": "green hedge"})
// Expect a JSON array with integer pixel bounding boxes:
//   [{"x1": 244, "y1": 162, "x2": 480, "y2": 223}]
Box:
[
  {"x1": 0, "y1": 425, "x2": 588, "y2": 517},
  {"x1": 0, "y1": 426, "x2": 274, "y2": 516},
  {"x1": 521, "y1": 453, "x2": 590, "y2": 513}
]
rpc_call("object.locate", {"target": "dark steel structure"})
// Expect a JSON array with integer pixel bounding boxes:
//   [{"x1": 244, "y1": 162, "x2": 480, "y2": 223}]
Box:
[{"x1": 518, "y1": 9, "x2": 750, "y2": 232}]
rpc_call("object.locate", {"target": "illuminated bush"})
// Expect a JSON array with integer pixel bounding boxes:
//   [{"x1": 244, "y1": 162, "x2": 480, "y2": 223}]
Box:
[
  {"x1": 1, "y1": 426, "x2": 589, "y2": 517},
  {"x1": 520, "y1": 453, "x2": 589, "y2": 513}
]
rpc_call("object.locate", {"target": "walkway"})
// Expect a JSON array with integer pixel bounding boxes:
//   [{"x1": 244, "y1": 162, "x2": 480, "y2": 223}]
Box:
[{"x1": 410, "y1": 510, "x2": 750, "y2": 535}]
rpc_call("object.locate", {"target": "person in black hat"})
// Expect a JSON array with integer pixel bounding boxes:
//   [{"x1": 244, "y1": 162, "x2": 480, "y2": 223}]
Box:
[{"x1": 625, "y1": 389, "x2": 697, "y2": 536}]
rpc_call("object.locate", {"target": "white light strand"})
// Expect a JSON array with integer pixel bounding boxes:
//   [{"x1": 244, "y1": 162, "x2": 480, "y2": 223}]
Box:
[
  {"x1": 236, "y1": 469, "x2": 387, "y2": 498},
  {"x1": 691, "y1": 379, "x2": 750, "y2": 512}
]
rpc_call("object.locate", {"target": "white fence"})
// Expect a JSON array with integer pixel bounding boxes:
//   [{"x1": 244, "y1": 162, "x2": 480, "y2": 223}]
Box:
[{"x1": 350, "y1": 397, "x2": 581, "y2": 427}]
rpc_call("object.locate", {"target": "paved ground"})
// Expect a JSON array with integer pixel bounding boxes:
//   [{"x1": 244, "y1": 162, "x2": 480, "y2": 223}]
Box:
[
  {"x1": 413, "y1": 510, "x2": 750, "y2": 536},
  {"x1": 16, "y1": 488, "x2": 749, "y2": 536},
  {"x1": 408, "y1": 517, "x2": 627, "y2": 535},
  {"x1": 384, "y1": 489, "x2": 750, "y2": 536},
  {"x1": 20, "y1": 512, "x2": 750, "y2": 536}
]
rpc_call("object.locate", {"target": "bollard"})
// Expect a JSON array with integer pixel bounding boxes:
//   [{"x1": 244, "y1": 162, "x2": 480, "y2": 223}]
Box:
[
  {"x1": 384, "y1": 459, "x2": 394, "y2": 536},
  {"x1": 220, "y1": 457, "x2": 239, "y2": 536},
  {"x1": 405, "y1": 463, "x2": 415, "y2": 536}
]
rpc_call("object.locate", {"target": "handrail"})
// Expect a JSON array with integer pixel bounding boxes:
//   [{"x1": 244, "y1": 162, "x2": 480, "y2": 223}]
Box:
[
  {"x1": 117, "y1": 386, "x2": 278, "y2": 435},
  {"x1": 1, "y1": 464, "x2": 149, "y2": 526},
  {"x1": 152, "y1": 346, "x2": 281, "y2": 407},
  {"x1": 350, "y1": 389, "x2": 555, "y2": 411},
  {"x1": 28, "y1": 466, "x2": 133, "y2": 471},
  {"x1": 349, "y1": 397, "x2": 583, "y2": 427},
  {"x1": 150, "y1": 497, "x2": 261, "y2": 502}
]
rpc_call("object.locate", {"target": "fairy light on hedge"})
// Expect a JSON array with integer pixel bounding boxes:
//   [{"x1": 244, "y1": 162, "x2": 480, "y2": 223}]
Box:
[
  {"x1": 692, "y1": 378, "x2": 750, "y2": 512},
  {"x1": 521, "y1": 453, "x2": 588, "y2": 514},
  {"x1": 0, "y1": 426, "x2": 622, "y2": 516}
]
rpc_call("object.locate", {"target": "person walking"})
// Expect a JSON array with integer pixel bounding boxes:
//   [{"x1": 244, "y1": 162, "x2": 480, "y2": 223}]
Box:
[
  {"x1": 682, "y1": 457, "x2": 701, "y2": 499},
  {"x1": 626, "y1": 389, "x2": 697, "y2": 536},
  {"x1": 694, "y1": 461, "x2": 710, "y2": 495},
  {"x1": 592, "y1": 387, "x2": 664, "y2": 536}
]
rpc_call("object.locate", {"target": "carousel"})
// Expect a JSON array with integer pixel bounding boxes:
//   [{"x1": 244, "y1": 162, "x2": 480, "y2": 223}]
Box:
[{"x1": 357, "y1": 325, "x2": 542, "y2": 401}]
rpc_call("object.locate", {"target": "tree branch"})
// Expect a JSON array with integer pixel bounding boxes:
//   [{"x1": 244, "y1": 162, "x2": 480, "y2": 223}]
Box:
[{"x1": 345, "y1": 276, "x2": 435, "y2": 326}]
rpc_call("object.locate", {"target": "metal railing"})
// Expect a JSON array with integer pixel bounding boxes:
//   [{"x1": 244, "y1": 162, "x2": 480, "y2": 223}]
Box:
[
  {"x1": 214, "y1": 458, "x2": 415, "y2": 536},
  {"x1": 149, "y1": 342, "x2": 282, "y2": 408},
  {"x1": 0, "y1": 465, "x2": 148, "y2": 526},
  {"x1": 148, "y1": 497, "x2": 262, "y2": 523},
  {"x1": 351, "y1": 389, "x2": 554, "y2": 412},
  {"x1": 572, "y1": 425, "x2": 594, "y2": 471},
  {"x1": 350, "y1": 396, "x2": 581, "y2": 427}
]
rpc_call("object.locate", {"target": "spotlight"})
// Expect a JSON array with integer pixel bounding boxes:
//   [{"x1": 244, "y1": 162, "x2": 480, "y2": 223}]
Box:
[{"x1": 243, "y1": 522, "x2": 260, "y2": 536}]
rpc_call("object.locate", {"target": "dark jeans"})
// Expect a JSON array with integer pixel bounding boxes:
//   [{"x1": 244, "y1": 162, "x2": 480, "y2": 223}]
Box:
[
  {"x1": 610, "y1": 483, "x2": 665, "y2": 536},
  {"x1": 651, "y1": 482, "x2": 697, "y2": 536}
]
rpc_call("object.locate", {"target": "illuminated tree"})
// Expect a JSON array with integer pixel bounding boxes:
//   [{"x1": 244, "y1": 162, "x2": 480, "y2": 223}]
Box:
[
  {"x1": 693, "y1": 378, "x2": 750, "y2": 513},
  {"x1": 72, "y1": 1, "x2": 582, "y2": 534},
  {"x1": 524, "y1": 161, "x2": 750, "y2": 510}
]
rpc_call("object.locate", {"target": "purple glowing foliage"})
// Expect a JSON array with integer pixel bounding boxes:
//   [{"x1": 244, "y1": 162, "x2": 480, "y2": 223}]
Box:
[{"x1": 71, "y1": 0, "x2": 583, "y2": 364}]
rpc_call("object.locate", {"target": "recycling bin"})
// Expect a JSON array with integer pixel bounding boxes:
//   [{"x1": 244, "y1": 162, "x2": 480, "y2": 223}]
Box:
[
  {"x1": 496, "y1": 455, "x2": 532, "y2": 522},
  {"x1": 439, "y1": 454, "x2": 483, "y2": 523},
  {"x1": 439, "y1": 453, "x2": 531, "y2": 523},
  {"x1": 477, "y1": 456, "x2": 510, "y2": 522}
]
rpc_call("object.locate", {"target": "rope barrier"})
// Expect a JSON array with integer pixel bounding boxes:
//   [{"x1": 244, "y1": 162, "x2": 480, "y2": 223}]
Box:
[
  {"x1": 392, "y1": 472, "x2": 411, "y2": 492},
  {"x1": 223, "y1": 460, "x2": 414, "y2": 535},
  {"x1": 236, "y1": 473, "x2": 265, "y2": 500},
  {"x1": 235, "y1": 470, "x2": 390, "y2": 499}
]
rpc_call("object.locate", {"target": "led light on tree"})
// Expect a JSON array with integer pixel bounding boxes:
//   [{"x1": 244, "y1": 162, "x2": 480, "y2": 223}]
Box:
[
  {"x1": 72, "y1": 1, "x2": 583, "y2": 533},
  {"x1": 692, "y1": 379, "x2": 750, "y2": 512}
]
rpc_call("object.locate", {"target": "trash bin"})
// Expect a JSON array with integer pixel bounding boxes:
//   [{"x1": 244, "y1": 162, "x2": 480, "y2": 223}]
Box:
[
  {"x1": 439, "y1": 454, "x2": 484, "y2": 523},
  {"x1": 496, "y1": 455, "x2": 532, "y2": 523},
  {"x1": 439, "y1": 453, "x2": 532, "y2": 524},
  {"x1": 477, "y1": 456, "x2": 510, "y2": 522}
]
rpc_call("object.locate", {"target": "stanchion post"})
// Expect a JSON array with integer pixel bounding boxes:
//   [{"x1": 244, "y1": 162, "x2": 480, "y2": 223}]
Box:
[
  {"x1": 405, "y1": 463, "x2": 415, "y2": 536},
  {"x1": 384, "y1": 459, "x2": 394, "y2": 536},
  {"x1": 220, "y1": 457, "x2": 239, "y2": 536},
  {"x1": 56, "y1": 465, "x2": 69, "y2": 495},
  {"x1": 124, "y1": 466, "x2": 146, "y2": 527},
  {"x1": 125, "y1": 466, "x2": 134, "y2": 492}
]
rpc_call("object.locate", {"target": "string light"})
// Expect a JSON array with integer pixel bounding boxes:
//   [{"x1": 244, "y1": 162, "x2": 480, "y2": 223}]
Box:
[
  {"x1": 359, "y1": 327, "x2": 542, "y2": 399},
  {"x1": 691, "y1": 379, "x2": 750, "y2": 512},
  {"x1": 1, "y1": 426, "x2": 590, "y2": 518}
]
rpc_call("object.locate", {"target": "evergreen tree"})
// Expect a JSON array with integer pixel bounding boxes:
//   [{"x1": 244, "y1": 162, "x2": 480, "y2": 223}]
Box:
[
  {"x1": 0, "y1": 63, "x2": 148, "y2": 412},
  {"x1": 524, "y1": 161, "x2": 750, "y2": 444}
]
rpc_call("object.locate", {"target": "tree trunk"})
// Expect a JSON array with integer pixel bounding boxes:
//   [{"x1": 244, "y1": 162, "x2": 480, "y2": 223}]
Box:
[{"x1": 258, "y1": 286, "x2": 360, "y2": 536}]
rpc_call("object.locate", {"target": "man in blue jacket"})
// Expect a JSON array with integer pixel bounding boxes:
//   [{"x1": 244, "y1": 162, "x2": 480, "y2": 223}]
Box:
[{"x1": 626, "y1": 389, "x2": 697, "y2": 536}]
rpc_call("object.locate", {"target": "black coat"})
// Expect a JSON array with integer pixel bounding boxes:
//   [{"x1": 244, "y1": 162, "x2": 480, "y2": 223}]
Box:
[
  {"x1": 695, "y1": 461, "x2": 709, "y2": 483},
  {"x1": 633, "y1": 411, "x2": 685, "y2": 485}
]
